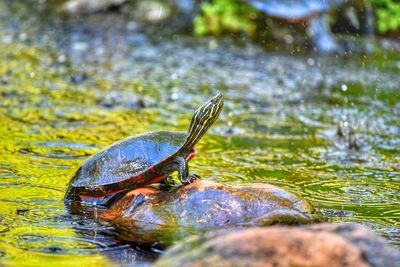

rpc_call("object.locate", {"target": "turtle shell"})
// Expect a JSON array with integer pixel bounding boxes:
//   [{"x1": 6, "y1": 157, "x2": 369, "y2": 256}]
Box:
[{"x1": 68, "y1": 131, "x2": 188, "y2": 194}]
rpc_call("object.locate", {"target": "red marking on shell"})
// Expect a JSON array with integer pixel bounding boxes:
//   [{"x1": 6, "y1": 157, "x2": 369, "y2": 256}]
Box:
[
  {"x1": 80, "y1": 189, "x2": 125, "y2": 199},
  {"x1": 149, "y1": 166, "x2": 156, "y2": 173},
  {"x1": 143, "y1": 174, "x2": 169, "y2": 185}
]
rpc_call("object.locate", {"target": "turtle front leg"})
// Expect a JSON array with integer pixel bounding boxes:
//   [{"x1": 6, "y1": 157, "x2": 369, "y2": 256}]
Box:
[
  {"x1": 175, "y1": 157, "x2": 190, "y2": 184},
  {"x1": 175, "y1": 157, "x2": 199, "y2": 184}
]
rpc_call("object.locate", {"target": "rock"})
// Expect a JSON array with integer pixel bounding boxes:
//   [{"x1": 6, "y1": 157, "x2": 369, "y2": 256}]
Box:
[
  {"x1": 132, "y1": 1, "x2": 171, "y2": 23},
  {"x1": 100, "y1": 181, "x2": 319, "y2": 244},
  {"x1": 306, "y1": 223, "x2": 400, "y2": 267},
  {"x1": 155, "y1": 223, "x2": 400, "y2": 267},
  {"x1": 61, "y1": 0, "x2": 128, "y2": 14},
  {"x1": 60, "y1": 0, "x2": 197, "y2": 25}
]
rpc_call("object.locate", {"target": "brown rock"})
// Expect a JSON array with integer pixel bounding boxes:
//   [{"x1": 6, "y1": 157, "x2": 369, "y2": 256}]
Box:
[
  {"x1": 155, "y1": 223, "x2": 400, "y2": 267},
  {"x1": 306, "y1": 223, "x2": 400, "y2": 267},
  {"x1": 99, "y1": 181, "x2": 319, "y2": 244}
]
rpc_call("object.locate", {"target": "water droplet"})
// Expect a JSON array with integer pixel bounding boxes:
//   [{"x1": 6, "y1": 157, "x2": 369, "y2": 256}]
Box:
[
  {"x1": 57, "y1": 55, "x2": 66, "y2": 63},
  {"x1": 284, "y1": 34, "x2": 294, "y2": 44},
  {"x1": 208, "y1": 39, "x2": 218, "y2": 50},
  {"x1": 171, "y1": 93, "x2": 179, "y2": 100},
  {"x1": 19, "y1": 33, "x2": 27, "y2": 41},
  {"x1": 72, "y1": 42, "x2": 88, "y2": 51},
  {"x1": 307, "y1": 58, "x2": 315, "y2": 66},
  {"x1": 341, "y1": 84, "x2": 348, "y2": 92}
]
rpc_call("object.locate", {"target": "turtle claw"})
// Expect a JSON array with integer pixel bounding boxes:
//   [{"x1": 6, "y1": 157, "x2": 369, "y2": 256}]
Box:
[
  {"x1": 180, "y1": 177, "x2": 191, "y2": 185},
  {"x1": 190, "y1": 173, "x2": 200, "y2": 182},
  {"x1": 181, "y1": 173, "x2": 200, "y2": 185}
]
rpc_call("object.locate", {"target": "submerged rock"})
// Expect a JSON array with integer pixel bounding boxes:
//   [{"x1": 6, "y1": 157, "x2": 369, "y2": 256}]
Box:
[
  {"x1": 60, "y1": 0, "x2": 198, "y2": 24},
  {"x1": 100, "y1": 181, "x2": 319, "y2": 244},
  {"x1": 155, "y1": 223, "x2": 400, "y2": 267},
  {"x1": 61, "y1": 0, "x2": 128, "y2": 14}
]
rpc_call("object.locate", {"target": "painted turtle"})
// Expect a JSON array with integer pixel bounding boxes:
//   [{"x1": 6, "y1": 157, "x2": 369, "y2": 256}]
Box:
[{"x1": 65, "y1": 93, "x2": 223, "y2": 204}]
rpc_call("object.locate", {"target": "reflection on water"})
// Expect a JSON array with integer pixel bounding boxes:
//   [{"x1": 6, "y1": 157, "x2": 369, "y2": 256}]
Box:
[{"x1": 0, "y1": 1, "x2": 399, "y2": 265}]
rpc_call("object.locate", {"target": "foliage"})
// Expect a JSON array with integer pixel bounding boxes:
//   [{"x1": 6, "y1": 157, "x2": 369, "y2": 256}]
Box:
[
  {"x1": 193, "y1": 0, "x2": 257, "y2": 36},
  {"x1": 194, "y1": 0, "x2": 400, "y2": 36},
  {"x1": 370, "y1": 0, "x2": 400, "y2": 33}
]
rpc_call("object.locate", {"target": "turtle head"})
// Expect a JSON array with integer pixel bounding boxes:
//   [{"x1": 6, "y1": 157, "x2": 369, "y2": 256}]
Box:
[{"x1": 184, "y1": 93, "x2": 224, "y2": 149}]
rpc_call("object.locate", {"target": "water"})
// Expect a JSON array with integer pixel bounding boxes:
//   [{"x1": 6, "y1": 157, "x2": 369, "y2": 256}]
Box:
[{"x1": 0, "y1": 1, "x2": 399, "y2": 265}]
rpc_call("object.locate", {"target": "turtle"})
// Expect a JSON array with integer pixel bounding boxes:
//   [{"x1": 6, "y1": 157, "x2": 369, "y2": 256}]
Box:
[
  {"x1": 65, "y1": 93, "x2": 223, "y2": 205},
  {"x1": 247, "y1": 0, "x2": 374, "y2": 53}
]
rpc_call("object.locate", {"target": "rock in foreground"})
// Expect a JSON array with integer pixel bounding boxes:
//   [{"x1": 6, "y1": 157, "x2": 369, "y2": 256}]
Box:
[
  {"x1": 155, "y1": 223, "x2": 400, "y2": 267},
  {"x1": 100, "y1": 181, "x2": 319, "y2": 243}
]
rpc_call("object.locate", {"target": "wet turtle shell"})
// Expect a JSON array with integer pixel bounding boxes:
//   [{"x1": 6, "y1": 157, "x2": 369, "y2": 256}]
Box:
[
  {"x1": 66, "y1": 131, "x2": 193, "y2": 200},
  {"x1": 74, "y1": 131, "x2": 188, "y2": 186}
]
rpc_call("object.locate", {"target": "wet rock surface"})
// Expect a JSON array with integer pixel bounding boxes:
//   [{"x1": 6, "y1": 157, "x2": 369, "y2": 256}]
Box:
[
  {"x1": 99, "y1": 181, "x2": 319, "y2": 244},
  {"x1": 155, "y1": 223, "x2": 400, "y2": 267}
]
